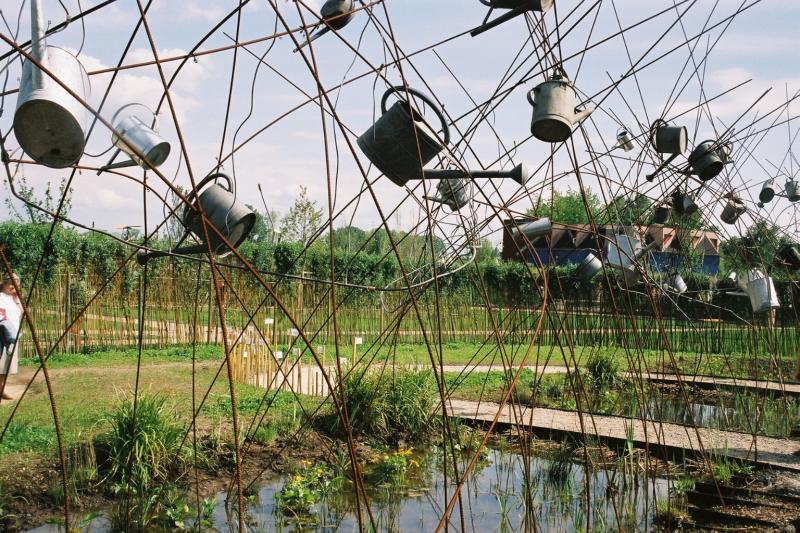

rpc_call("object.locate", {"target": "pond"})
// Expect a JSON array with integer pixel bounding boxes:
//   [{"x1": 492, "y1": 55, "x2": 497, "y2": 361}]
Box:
[{"x1": 25, "y1": 447, "x2": 669, "y2": 532}]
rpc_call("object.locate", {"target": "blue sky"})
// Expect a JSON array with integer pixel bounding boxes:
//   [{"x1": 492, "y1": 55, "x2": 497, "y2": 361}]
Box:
[{"x1": 1, "y1": 0, "x2": 798, "y2": 247}]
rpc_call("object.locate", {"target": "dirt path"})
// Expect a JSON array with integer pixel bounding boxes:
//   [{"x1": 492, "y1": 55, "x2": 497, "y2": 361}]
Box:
[{"x1": 448, "y1": 398, "x2": 800, "y2": 471}]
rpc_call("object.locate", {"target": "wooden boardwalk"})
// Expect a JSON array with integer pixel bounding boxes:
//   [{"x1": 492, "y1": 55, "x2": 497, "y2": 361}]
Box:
[
  {"x1": 447, "y1": 399, "x2": 800, "y2": 471},
  {"x1": 436, "y1": 364, "x2": 800, "y2": 397}
]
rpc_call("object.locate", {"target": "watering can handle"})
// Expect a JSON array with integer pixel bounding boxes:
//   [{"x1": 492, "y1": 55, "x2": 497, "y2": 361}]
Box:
[
  {"x1": 185, "y1": 172, "x2": 233, "y2": 206},
  {"x1": 526, "y1": 88, "x2": 537, "y2": 107},
  {"x1": 380, "y1": 85, "x2": 450, "y2": 145},
  {"x1": 649, "y1": 118, "x2": 667, "y2": 150}
]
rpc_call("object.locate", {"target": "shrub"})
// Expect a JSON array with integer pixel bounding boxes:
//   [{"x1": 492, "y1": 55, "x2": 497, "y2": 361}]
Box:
[{"x1": 585, "y1": 352, "x2": 620, "y2": 390}]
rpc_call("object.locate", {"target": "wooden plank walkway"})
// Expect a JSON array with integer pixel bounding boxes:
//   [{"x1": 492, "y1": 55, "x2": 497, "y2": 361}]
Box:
[
  {"x1": 436, "y1": 364, "x2": 800, "y2": 397},
  {"x1": 447, "y1": 399, "x2": 800, "y2": 471}
]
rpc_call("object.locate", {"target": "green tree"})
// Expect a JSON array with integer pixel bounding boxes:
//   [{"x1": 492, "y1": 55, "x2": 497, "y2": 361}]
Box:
[
  {"x1": 4, "y1": 174, "x2": 73, "y2": 224},
  {"x1": 279, "y1": 186, "x2": 322, "y2": 245},
  {"x1": 720, "y1": 220, "x2": 791, "y2": 275},
  {"x1": 600, "y1": 193, "x2": 652, "y2": 225},
  {"x1": 527, "y1": 188, "x2": 601, "y2": 224}
]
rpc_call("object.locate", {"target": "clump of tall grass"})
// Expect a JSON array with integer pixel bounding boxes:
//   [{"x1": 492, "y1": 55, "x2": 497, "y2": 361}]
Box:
[
  {"x1": 330, "y1": 368, "x2": 439, "y2": 444},
  {"x1": 585, "y1": 352, "x2": 620, "y2": 390},
  {"x1": 94, "y1": 391, "x2": 192, "y2": 532}
]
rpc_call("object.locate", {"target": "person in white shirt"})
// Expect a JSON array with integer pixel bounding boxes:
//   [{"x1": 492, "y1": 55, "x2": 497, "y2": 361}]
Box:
[{"x1": 0, "y1": 272, "x2": 23, "y2": 401}]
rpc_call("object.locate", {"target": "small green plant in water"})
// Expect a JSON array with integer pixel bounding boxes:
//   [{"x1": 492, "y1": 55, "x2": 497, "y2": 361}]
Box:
[
  {"x1": 370, "y1": 448, "x2": 418, "y2": 486},
  {"x1": 275, "y1": 462, "x2": 337, "y2": 519}
]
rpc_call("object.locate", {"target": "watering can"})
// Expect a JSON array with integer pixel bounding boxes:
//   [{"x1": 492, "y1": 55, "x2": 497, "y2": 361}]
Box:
[
  {"x1": 511, "y1": 217, "x2": 552, "y2": 242},
  {"x1": 668, "y1": 273, "x2": 688, "y2": 295},
  {"x1": 470, "y1": 0, "x2": 554, "y2": 37},
  {"x1": 426, "y1": 177, "x2": 470, "y2": 211},
  {"x1": 358, "y1": 86, "x2": 530, "y2": 187},
  {"x1": 688, "y1": 140, "x2": 730, "y2": 181},
  {"x1": 785, "y1": 179, "x2": 800, "y2": 202},
  {"x1": 98, "y1": 103, "x2": 170, "y2": 174},
  {"x1": 759, "y1": 178, "x2": 776, "y2": 206},
  {"x1": 672, "y1": 190, "x2": 698, "y2": 216},
  {"x1": 606, "y1": 234, "x2": 655, "y2": 270},
  {"x1": 645, "y1": 119, "x2": 687, "y2": 181},
  {"x1": 777, "y1": 243, "x2": 800, "y2": 271},
  {"x1": 13, "y1": 0, "x2": 90, "y2": 168},
  {"x1": 616, "y1": 127, "x2": 635, "y2": 152},
  {"x1": 527, "y1": 74, "x2": 594, "y2": 143},
  {"x1": 650, "y1": 120, "x2": 687, "y2": 155},
  {"x1": 720, "y1": 194, "x2": 746, "y2": 225},
  {"x1": 651, "y1": 204, "x2": 672, "y2": 225},
  {"x1": 294, "y1": 0, "x2": 354, "y2": 52},
  {"x1": 744, "y1": 269, "x2": 779, "y2": 313},
  {"x1": 137, "y1": 173, "x2": 256, "y2": 264},
  {"x1": 576, "y1": 252, "x2": 603, "y2": 280}
]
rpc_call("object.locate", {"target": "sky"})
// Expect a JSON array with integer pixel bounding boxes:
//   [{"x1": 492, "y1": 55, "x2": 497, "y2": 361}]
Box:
[{"x1": 0, "y1": 0, "x2": 798, "y2": 249}]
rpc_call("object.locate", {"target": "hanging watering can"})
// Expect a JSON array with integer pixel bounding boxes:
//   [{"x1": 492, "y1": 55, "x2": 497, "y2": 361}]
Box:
[
  {"x1": 294, "y1": 0, "x2": 354, "y2": 52},
  {"x1": 512, "y1": 217, "x2": 552, "y2": 243},
  {"x1": 358, "y1": 86, "x2": 449, "y2": 186},
  {"x1": 651, "y1": 204, "x2": 672, "y2": 224},
  {"x1": 688, "y1": 140, "x2": 730, "y2": 181},
  {"x1": 650, "y1": 119, "x2": 687, "y2": 155},
  {"x1": 98, "y1": 103, "x2": 170, "y2": 174},
  {"x1": 759, "y1": 178, "x2": 776, "y2": 206},
  {"x1": 672, "y1": 190, "x2": 698, "y2": 216},
  {"x1": 470, "y1": 0, "x2": 554, "y2": 37},
  {"x1": 616, "y1": 127, "x2": 635, "y2": 152},
  {"x1": 785, "y1": 179, "x2": 800, "y2": 202},
  {"x1": 777, "y1": 243, "x2": 800, "y2": 271},
  {"x1": 13, "y1": 0, "x2": 90, "y2": 168},
  {"x1": 576, "y1": 252, "x2": 603, "y2": 280},
  {"x1": 669, "y1": 273, "x2": 688, "y2": 295},
  {"x1": 426, "y1": 177, "x2": 470, "y2": 211},
  {"x1": 720, "y1": 194, "x2": 746, "y2": 225},
  {"x1": 606, "y1": 233, "x2": 654, "y2": 270},
  {"x1": 745, "y1": 269, "x2": 780, "y2": 313},
  {"x1": 527, "y1": 74, "x2": 594, "y2": 143},
  {"x1": 137, "y1": 173, "x2": 256, "y2": 264}
]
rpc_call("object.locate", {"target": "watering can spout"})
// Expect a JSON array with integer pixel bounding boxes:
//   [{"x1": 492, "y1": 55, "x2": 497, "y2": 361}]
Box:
[
  {"x1": 293, "y1": 26, "x2": 329, "y2": 53},
  {"x1": 574, "y1": 107, "x2": 594, "y2": 125},
  {"x1": 137, "y1": 243, "x2": 209, "y2": 265}
]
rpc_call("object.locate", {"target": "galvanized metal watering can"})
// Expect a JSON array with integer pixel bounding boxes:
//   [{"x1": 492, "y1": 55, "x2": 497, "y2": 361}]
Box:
[
  {"x1": 668, "y1": 273, "x2": 688, "y2": 295},
  {"x1": 137, "y1": 173, "x2": 256, "y2": 264},
  {"x1": 786, "y1": 179, "x2": 800, "y2": 202},
  {"x1": 576, "y1": 252, "x2": 603, "y2": 280},
  {"x1": 606, "y1": 233, "x2": 655, "y2": 270},
  {"x1": 672, "y1": 190, "x2": 698, "y2": 216},
  {"x1": 358, "y1": 86, "x2": 530, "y2": 187},
  {"x1": 688, "y1": 140, "x2": 730, "y2": 181},
  {"x1": 527, "y1": 74, "x2": 594, "y2": 143},
  {"x1": 13, "y1": 0, "x2": 90, "y2": 168},
  {"x1": 645, "y1": 119, "x2": 687, "y2": 181},
  {"x1": 744, "y1": 269, "x2": 779, "y2": 313},
  {"x1": 720, "y1": 194, "x2": 746, "y2": 225},
  {"x1": 511, "y1": 217, "x2": 552, "y2": 242},
  {"x1": 651, "y1": 204, "x2": 672, "y2": 225},
  {"x1": 470, "y1": 0, "x2": 554, "y2": 37},
  {"x1": 98, "y1": 103, "x2": 170, "y2": 174},
  {"x1": 294, "y1": 0, "x2": 354, "y2": 52},
  {"x1": 616, "y1": 127, "x2": 634, "y2": 152},
  {"x1": 759, "y1": 178, "x2": 776, "y2": 206},
  {"x1": 426, "y1": 177, "x2": 470, "y2": 211}
]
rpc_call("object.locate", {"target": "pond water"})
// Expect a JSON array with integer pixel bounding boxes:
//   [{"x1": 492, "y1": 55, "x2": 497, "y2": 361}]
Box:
[
  {"x1": 209, "y1": 448, "x2": 668, "y2": 532},
  {"x1": 613, "y1": 390, "x2": 798, "y2": 437},
  {"x1": 25, "y1": 448, "x2": 668, "y2": 532}
]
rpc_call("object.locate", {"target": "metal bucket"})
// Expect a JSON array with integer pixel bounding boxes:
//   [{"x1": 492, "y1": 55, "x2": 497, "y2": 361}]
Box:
[
  {"x1": 528, "y1": 76, "x2": 593, "y2": 143},
  {"x1": 576, "y1": 252, "x2": 603, "y2": 280},
  {"x1": 786, "y1": 179, "x2": 800, "y2": 202},
  {"x1": 616, "y1": 127, "x2": 634, "y2": 151},
  {"x1": 110, "y1": 104, "x2": 170, "y2": 169},
  {"x1": 182, "y1": 174, "x2": 256, "y2": 256},
  {"x1": 357, "y1": 86, "x2": 449, "y2": 186},
  {"x1": 689, "y1": 140, "x2": 728, "y2": 181},
  {"x1": 651, "y1": 205, "x2": 672, "y2": 224},
  {"x1": 759, "y1": 178, "x2": 776, "y2": 205},
  {"x1": 720, "y1": 195, "x2": 746, "y2": 225},
  {"x1": 745, "y1": 270, "x2": 779, "y2": 313},
  {"x1": 14, "y1": 46, "x2": 90, "y2": 168},
  {"x1": 650, "y1": 119, "x2": 686, "y2": 155}
]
